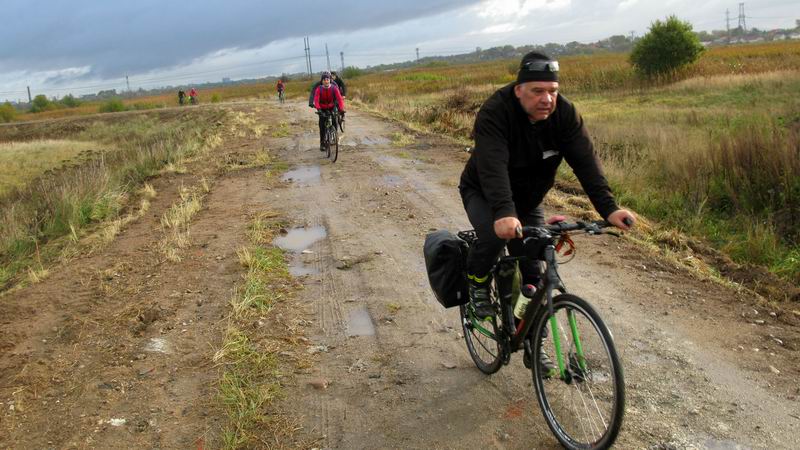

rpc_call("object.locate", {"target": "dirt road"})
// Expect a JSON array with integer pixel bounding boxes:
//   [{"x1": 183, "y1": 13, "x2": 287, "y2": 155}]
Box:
[{"x1": 2, "y1": 101, "x2": 799, "y2": 449}]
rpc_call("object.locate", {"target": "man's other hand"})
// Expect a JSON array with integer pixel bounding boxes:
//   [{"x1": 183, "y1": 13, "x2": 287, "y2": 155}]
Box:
[
  {"x1": 494, "y1": 216, "x2": 522, "y2": 239},
  {"x1": 607, "y1": 209, "x2": 636, "y2": 231}
]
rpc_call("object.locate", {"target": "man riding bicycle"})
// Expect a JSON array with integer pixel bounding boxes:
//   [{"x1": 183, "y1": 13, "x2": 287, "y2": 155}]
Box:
[
  {"x1": 312, "y1": 71, "x2": 345, "y2": 152},
  {"x1": 459, "y1": 52, "x2": 635, "y2": 319}
]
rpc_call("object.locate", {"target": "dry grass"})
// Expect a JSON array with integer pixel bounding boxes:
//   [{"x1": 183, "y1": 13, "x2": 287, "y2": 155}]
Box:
[
  {"x1": 159, "y1": 185, "x2": 205, "y2": 262},
  {"x1": 0, "y1": 140, "x2": 106, "y2": 196},
  {"x1": 0, "y1": 109, "x2": 227, "y2": 290}
]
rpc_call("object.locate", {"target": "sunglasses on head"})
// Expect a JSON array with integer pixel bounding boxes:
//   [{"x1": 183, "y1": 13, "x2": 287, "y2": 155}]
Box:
[{"x1": 521, "y1": 60, "x2": 559, "y2": 72}]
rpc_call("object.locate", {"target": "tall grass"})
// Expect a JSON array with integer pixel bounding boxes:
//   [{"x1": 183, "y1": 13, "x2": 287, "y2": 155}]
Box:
[
  {"x1": 0, "y1": 109, "x2": 227, "y2": 289},
  {"x1": 338, "y1": 40, "x2": 800, "y2": 285}
]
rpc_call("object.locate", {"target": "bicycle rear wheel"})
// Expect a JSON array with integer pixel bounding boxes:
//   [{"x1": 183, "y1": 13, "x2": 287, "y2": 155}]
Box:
[
  {"x1": 531, "y1": 294, "x2": 624, "y2": 450},
  {"x1": 459, "y1": 280, "x2": 502, "y2": 374}
]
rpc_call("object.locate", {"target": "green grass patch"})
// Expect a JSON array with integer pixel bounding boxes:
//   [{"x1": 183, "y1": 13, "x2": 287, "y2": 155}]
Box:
[{"x1": 217, "y1": 329, "x2": 280, "y2": 449}]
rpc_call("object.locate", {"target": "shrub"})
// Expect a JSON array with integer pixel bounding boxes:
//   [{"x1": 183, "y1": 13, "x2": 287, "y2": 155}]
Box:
[
  {"x1": 0, "y1": 102, "x2": 16, "y2": 123},
  {"x1": 59, "y1": 94, "x2": 81, "y2": 108},
  {"x1": 30, "y1": 94, "x2": 54, "y2": 113},
  {"x1": 630, "y1": 15, "x2": 704, "y2": 77},
  {"x1": 341, "y1": 66, "x2": 365, "y2": 79},
  {"x1": 98, "y1": 99, "x2": 127, "y2": 113},
  {"x1": 211, "y1": 93, "x2": 221, "y2": 103}
]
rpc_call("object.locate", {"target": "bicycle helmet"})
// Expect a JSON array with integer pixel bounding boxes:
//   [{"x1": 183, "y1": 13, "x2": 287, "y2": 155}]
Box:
[{"x1": 321, "y1": 71, "x2": 331, "y2": 80}]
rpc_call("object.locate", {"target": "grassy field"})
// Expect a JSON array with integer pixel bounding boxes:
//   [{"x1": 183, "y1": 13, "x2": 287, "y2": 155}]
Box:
[
  {"x1": 0, "y1": 108, "x2": 227, "y2": 289},
  {"x1": 0, "y1": 140, "x2": 107, "y2": 196}
]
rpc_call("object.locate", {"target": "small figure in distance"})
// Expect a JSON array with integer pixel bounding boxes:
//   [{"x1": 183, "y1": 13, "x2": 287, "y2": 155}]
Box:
[
  {"x1": 189, "y1": 87, "x2": 198, "y2": 105},
  {"x1": 178, "y1": 89, "x2": 186, "y2": 105},
  {"x1": 276, "y1": 79, "x2": 286, "y2": 103}
]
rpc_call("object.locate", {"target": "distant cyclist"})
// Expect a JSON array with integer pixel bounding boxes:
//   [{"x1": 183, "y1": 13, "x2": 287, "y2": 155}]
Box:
[
  {"x1": 331, "y1": 71, "x2": 346, "y2": 98},
  {"x1": 308, "y1": 71, "x2": 340, "y2": 108},
  {"x1": 276, "y1": 79, "x2": 285, "y2": 102},
  {"x1": 178, "y1": 90, "x2": 186, "y2": 105},
  {"x1": 312, "y1": 71, "x2": 345, "y2": 151},
  {"x1": 189, "y1": 87, "x2": 198, "y2": 105}
]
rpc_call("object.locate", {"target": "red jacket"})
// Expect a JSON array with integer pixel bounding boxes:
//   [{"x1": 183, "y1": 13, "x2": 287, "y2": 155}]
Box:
[{"x1": 313, "y1": 84, "x2": 345, "y2": 111}]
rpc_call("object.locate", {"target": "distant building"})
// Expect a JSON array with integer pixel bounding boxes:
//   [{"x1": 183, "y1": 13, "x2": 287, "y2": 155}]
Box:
[{"x1": 222, "y1": 77, "x2": 232, "y2": 84}]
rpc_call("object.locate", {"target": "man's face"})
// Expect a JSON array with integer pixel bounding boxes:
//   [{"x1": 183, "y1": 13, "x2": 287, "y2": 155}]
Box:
[
  {"x1": 322, "y1": 77, "x2": 331, "y2": 86},
  {"x1": 514, "y1": 81, "x2": 559, "y2": 121}
]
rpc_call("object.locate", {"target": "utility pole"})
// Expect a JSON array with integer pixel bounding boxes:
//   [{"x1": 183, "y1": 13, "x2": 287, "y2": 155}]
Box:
[
  {"x1": 325, "y1": 43, "x2": 331, "y2": 71},
  {"x1": 126, "y1": 75, "x2": 130, "y2": 92},
  {"x1": 340, "y1": 51, "x2": 344, "y2": 71},
  {"x1": 629, "y1": 31, "x2": 635, "y2": 42},
  {"x1": 303, "y1": 37, "x2": 310, "y2": 75},
  {"x1": 415, "y1": 47, "x2": 420, "y2": 63},
  {"x1": 26, "y1": 86, "x2": 32, "y2": 103},
  {"x1": 726, "y1": 9, "x2": 731, "y2": 43},
  {"x1": 738, "y1": 3, "x2": 747, "y2": 34}
]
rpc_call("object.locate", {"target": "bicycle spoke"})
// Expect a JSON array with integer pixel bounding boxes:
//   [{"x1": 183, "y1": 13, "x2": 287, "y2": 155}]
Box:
[{"x1": 533, "y1": 295, "x2": 624, "y2": 449}]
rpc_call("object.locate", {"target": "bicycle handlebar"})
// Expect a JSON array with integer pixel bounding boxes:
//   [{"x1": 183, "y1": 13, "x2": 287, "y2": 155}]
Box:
[{"x1": 517, "y1": 219, "x2": 624, "y2": 238}]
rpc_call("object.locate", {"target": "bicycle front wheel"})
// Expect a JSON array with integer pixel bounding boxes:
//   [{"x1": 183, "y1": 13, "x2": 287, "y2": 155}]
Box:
[
  {"x1": 330, "y1": 127, "x2": 339, "y2": 163},
  {"x1": 531, "y1": 294, "x2": 624, "y2": 450}
]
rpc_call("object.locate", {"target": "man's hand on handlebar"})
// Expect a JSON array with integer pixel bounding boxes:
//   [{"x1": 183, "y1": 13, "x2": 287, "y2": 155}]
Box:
[
  {"x1": 494, "y1": 216, "x2": 522, "y2": 239},
  {"x1": 607, "y1": 209, "x2": 636, "y2": 231}
]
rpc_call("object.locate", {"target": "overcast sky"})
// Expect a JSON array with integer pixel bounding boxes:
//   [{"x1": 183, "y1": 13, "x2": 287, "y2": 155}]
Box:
[{"x1": 1, "y1": 0, "x2": 797, "y2": 101}]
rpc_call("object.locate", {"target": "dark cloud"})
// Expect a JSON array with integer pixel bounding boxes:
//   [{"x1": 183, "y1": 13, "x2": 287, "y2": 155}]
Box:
[{"x1": 0, "y1": 0, "x2": 481, "y2": 79}]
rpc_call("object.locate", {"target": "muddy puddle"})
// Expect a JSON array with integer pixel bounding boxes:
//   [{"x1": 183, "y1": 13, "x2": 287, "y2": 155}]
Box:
[
  {"x1": 361, "y1": 136, "x2": 391, "y2": 146},
  {"x1": 274, "y1": 226, "x2": 327, "y2": 277},
  {"x1": 702, "y1": 437, "x2": 749, "y2": 450},
  {"x1": 274, "y1": 226, "x2": 326, "y2": 252},
  {"x1": 381, "y1": 175, "x2": 404, "y2": 187},
  {"x1": 282, "y1": 165, "x2": 321, "y2": 185},
  {"x1": 346, "y1": 306, "x2": 375, "y2": 336}
]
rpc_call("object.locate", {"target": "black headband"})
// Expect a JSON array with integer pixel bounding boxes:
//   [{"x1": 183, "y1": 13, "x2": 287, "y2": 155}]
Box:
[{"x1": 517, "y1": 59, "x2": 559, "y2": 83}]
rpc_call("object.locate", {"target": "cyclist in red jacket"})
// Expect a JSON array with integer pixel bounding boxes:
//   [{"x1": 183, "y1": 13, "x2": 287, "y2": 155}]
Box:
[{"x1": 313, "y1": 71, "x2": 345, "y2": 151}]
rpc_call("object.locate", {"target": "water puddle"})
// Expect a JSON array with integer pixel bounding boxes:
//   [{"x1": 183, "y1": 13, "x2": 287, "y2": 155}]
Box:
[
  {"x1": 382, "y1": 175, "x2": 404, "y2": 187},
  {"x1": 282, "y1": 165, "x2": 320, "y2": 185},
  {"x1": 288, "y1": 256, "x2": 320, "y2": 277},
  {"x1": 273, "y1": 226, "x2": 327, "y2": 252},
  {"x1": 274, "y1": 226, "x2": 327, "y2": 277},
  {"x1": 346, "y1": 306, "x2": 376, "y2": 336},
  {"x1": 144, "y1": 338, "x2": 171, "y2": 354},
  {"x1": 361, "y1": 136, "x2": 391, "y2": 146},
  {"x1": 703, "y1": 438, "x2": 749, "y2": 450}
]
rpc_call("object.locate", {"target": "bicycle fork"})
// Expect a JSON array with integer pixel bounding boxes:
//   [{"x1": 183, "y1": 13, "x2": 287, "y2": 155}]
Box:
[{"x1": 541, "y1": 245, "x2": 587, "y2": 381}]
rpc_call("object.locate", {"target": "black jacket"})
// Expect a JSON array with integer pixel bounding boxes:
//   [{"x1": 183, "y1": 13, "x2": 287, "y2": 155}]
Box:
[
  {"x1": 332, "y1": 76, "x2": 346, "y2": 96},
  {"x1": 459, "y1": 83, "x2": 617, "y2": 221}
]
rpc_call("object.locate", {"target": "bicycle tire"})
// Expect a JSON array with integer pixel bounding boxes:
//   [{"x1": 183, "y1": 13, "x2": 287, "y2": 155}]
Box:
[
  {"x1": 459, "y1": 279, "x2": 503, "y2": 374},
  {"x1": 531, "y1": 294, "x2": 624, "y2": 450},
  {"x1": 324, "y1": 128, "x2": 331, "y2": 159},
  {"x1": 330, "y1": 125, "x2": 339, "y2": 163}
]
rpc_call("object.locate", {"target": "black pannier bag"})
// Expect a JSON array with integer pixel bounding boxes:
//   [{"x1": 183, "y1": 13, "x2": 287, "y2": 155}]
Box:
[{"x1": 423, "y1": 230, "x2": 469, "y2": 308}]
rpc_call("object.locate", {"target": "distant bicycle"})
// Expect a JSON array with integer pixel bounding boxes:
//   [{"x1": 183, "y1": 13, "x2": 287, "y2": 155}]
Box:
[
  {"x1": 190, "y1": 96, "x2": 198, "y2": 105},
  {"x1": 278, "y1": 90, "x2": 285, "y2": 104},
  {"x1": 317, "y1": 110, "x2": 339, "y2": 163}
]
